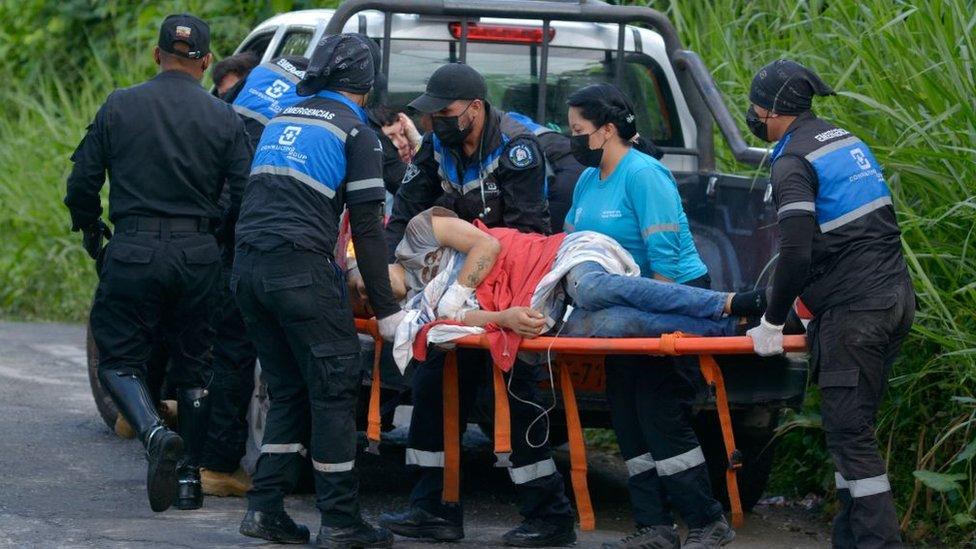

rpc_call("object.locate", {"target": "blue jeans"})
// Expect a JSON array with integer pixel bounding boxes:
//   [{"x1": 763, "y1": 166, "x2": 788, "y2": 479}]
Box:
[{"x1": 560, "y1": 262, "x2": 736, "y2": 337}]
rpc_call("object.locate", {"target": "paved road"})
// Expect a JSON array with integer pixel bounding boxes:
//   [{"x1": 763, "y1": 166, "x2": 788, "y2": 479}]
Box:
[{"x1": 0, "y1": 321, "x2": 830, "y2": 548}]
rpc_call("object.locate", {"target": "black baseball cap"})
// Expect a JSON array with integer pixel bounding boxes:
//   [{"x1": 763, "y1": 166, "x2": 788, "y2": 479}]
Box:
[
  {"x1": 158, "y1": 14, "x2": 210, "y2": 59},
  {"x1": 408, "y1": 63, "x2": 486, "y2": 113}
]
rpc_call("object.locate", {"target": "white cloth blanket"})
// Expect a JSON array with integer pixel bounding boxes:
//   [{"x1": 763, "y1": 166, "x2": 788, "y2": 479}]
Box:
[{"x1": 392, "y1": 249, "x2": 483, "y2": 373}]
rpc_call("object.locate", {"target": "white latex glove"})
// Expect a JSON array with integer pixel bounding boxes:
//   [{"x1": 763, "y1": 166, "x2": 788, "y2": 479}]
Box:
[
  {"x1": 747, "y1": 316, "x2": 785, "y2": 356},
  {"x1": 437, "y1": 282, "x2": 475, "y2": 321},
  {"x1": 378, "y1": 310, "x2": 407, "y2": 342}
]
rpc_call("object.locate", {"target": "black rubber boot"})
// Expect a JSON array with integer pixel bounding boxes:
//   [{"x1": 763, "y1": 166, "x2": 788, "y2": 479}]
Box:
[
  {"x1": 240, "y1": 509, "x2": 310, "y2": 544},
  {"x1": 502, "y1": 518, "x2": 577, "y2": 547},
  {"x1": 99, "y1": 370, "x2": 184, "y2": 512},
  {"x1": 175, "y1": 387, "x2": 211, "y2": 510},
  {"x1": 317, "y1": 520, "x2": 394, "y2": 549},
  {"x1": 378, "y1": 506, "x2": 464, "y2": 541}
]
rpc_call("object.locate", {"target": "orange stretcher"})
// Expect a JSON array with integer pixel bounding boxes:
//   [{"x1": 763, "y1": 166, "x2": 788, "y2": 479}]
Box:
[{"x1": 354, "y1": 318, "x2": 806, "y2": 531}]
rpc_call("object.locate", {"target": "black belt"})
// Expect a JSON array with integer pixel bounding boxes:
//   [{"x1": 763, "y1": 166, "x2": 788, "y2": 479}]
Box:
[{"x1": 115, "y1": 216, "x2": 214, "y2": 234}]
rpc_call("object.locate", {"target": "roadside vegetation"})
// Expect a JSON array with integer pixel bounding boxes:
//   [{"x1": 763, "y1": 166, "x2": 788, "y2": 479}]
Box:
[{"x1": 1, "y1": 0, "x2": 972, "y2": 543}]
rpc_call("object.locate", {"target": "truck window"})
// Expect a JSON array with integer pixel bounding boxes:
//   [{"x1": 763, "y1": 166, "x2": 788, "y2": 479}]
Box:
[
  {"x1": 386, "y1": 39, "x2": 682, "y2": 147},
  {"x1": 275, "y1": 29, "x2": 313, "y2": 57},
  {"x1": 238, "y1": 31, "x2": 274, "y2": 58}
]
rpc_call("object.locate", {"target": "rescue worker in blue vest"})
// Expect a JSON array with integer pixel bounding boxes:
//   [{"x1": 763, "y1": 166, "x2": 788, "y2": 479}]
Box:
[
  {"x1": 230, "y1": 56, "x2": 309, "y2": 150},
  {"x1": 199, "y1": 55, "x2": 311, "y2": 497},
  {"x1": 379, "y1": 63, "x2": 576, "y2": 547},
  {"x1": 233, "y1": 33, "x2": 403, "y2": 548},
  {"x1": 64, "y1": 14, "x2": 252, "y2": 513},
  {"x1": 744, "y1": 59, "x2": 914, "y2": 549}
]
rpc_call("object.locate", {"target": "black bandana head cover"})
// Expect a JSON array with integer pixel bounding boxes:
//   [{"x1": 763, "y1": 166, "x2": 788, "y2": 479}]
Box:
[
  {"x1": 297, "y1": 33, "x2": 374, "y2": 97},
  {"x1": 749, "y1": 59, "x2": 835, "y2": 115}
]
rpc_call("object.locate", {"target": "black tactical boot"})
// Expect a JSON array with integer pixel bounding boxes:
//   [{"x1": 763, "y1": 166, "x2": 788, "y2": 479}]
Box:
[
  {"x1": 174, "y1": 386, "x2": 211, "y2": 510},
  {"x1": 144, "y1": 425, "x2": 184, "y2": 512},
  {"x1": 317, "y1": 520, "x2": 394, "y2": 549},
  {"x1": 378, "y1": 506, "x2": 464, "y2": 541},
  {"x1": 602, "y1": 525, "x2": 680, "y2": 549},
  {"x1": 502, "y1": 518, "x2": 576, "y2": 547},
  {"x1": 683, "y1": 515, "x2": 735, "y2": 548},
  {"x1": 99, "y1": 370, "x2": 184, "y2": 512},
  {"x1": 240, "y1": 509, "x2": 310, "y2": 544}
]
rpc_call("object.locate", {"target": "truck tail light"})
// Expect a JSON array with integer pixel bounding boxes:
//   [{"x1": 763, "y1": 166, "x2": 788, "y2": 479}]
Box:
[{"x1": 448, "y1": 22, "x2": 555, "y2": 44}]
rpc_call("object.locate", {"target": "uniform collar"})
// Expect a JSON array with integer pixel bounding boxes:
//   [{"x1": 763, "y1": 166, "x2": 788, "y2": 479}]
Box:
[
  {"x1": 155, "y1": 70, "x2": 203, "y2": 84},
  {"x1": 315, "y1": 89, "x2": 368, "y2": 123},
  {"x1": 771, "y1": 111, "x2": 816, "y2": 161}
]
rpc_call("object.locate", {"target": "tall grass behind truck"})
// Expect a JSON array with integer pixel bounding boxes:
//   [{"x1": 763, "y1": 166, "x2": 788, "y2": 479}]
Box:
[{"x1": 87, "y1": 0, "x2": 805, "y2": 510}]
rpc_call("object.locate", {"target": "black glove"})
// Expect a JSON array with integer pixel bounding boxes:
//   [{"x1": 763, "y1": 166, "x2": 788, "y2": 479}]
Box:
[{"x1": 82, "y1": 220, "x2": 112, "y2": 260}]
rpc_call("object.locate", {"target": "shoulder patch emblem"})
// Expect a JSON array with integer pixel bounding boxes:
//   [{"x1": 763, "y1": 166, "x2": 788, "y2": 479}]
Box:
[{"x1": 508, "y1": 143, "x2": 534, "y2": 168}]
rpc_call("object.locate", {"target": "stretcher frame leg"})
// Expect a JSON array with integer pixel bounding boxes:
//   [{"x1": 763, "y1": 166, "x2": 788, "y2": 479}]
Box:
[
  {"x1": 559, "y1": 362, "x2": 596, "y2": 531},
  {"x1": 698, "y1": 354, "x2": 744, "y2": 528},
  {"x1": 492, "y1": 365, "x2": 513, "y2": 467},
  {"x1": 366, "y1": 336, "x2": 383, "y2": 454},
  {"x1": 443, "y1": 350, "x2": 461, "y2": 503}
]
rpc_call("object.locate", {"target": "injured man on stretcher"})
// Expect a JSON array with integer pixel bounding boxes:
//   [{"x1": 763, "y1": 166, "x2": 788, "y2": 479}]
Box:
[{"x1": 350, "y1": 207, "x2": 766, "y2": 372}]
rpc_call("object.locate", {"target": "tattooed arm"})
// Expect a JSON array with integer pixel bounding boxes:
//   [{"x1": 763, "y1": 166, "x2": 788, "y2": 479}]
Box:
[{"x1": 430, "y1": 216, "x2": 502, "y2": 290}]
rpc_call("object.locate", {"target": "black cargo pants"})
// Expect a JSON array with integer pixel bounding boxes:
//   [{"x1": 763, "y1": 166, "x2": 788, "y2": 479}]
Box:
[
  {"x1": 810, "y1": 279, "x2": 914, "y2": 549},
  {"x1": 406, "y1": 348, "x2": 574, "y2": 527},
  {"x1": 602, "y1": 273, "x2": 722, "y2": 529},
  {"x1": 202, "y1": 249, "x2": 258, "y2": 473},
  {"x1": 91, "y1": 219, "x2": 220, "y2": 394},
  {"x1": 233, "y1": 245, "x2": 363, "y2": 527}
]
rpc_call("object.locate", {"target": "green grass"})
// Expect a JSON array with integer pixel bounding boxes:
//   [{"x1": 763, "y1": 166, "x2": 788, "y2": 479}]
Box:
[
  {"x1": 1, "y1": 0, "x2": 974, "y2": 543},
  {"x1": 645, "y1": 0, "x2": 976, "y2": 542}
]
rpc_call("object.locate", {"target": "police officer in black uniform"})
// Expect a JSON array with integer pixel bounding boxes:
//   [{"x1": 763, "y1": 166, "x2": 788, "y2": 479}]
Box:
[
  {"x1": 234, "y1": 33, "x2": 402, "y2": 548},
  {"x1": 64, "y1": 13, "x2": 252, "y2": 513},
  {"x1": 200, "y1": 54, "x2": 311, "y2": 495},
  {"x1": 379, "y1": 63, "x2": 576, "y2": 547},
  {"x1": 745, "y1": 59, "x2": 914, "y2": 549}
]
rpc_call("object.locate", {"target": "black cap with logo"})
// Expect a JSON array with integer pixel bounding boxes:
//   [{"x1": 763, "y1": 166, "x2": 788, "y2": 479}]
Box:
[
  {"x1": 408, "y1": 63, "x2": 486, "y2": 114},
  {"x1": 158, "y1": 14, "x2": 211, "y2": 59}
]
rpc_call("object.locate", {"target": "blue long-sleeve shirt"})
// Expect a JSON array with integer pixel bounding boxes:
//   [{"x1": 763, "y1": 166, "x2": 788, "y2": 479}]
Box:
[{"x1": 565, "y1": 148, "x2": 707, "y2": 283}]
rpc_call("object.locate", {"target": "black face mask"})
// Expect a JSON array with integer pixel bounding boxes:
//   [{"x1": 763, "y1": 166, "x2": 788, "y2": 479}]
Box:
[
  {"x1": 745, "y1": 105, "x2": 771, "y2": 142},
  {"x1": 432, "y1": 101, "x2": 475, "y2": 146},
  {"x1": 569, "y1": 132, "x2": 605, "y2": 167}
]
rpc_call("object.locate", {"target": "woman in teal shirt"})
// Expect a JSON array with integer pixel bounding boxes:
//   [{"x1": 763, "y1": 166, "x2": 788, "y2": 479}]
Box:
[{"x1": 565, "y1": 84, "x2": 734, "y2": 549}]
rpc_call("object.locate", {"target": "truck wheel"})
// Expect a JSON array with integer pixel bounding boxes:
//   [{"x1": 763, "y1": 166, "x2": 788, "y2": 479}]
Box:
[
  {"x1": 696, "y1": 408, "x2": 780, "y2": 512},
  {"x1": 86, "y1": 322, "x2": 121, "y2": 432}
]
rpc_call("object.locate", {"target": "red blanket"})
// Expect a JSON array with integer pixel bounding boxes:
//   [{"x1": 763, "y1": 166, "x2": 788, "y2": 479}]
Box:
[{"x1": 413, "y1": 223, "x2": 565, "y2": 371}]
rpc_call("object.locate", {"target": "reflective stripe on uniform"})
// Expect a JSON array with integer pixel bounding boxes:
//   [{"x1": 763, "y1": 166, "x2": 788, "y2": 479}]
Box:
[
  {"x1": 233, "y1": 104, "x2": 270, "y2": 125},
  {"x1": 346, "y1": 178, "x2": 384, "y2": 192},
  {"x1": 655, "y1": 446, "x2": 705, "y2": 477},
  {"x1": 261, "y1": 443, "x2": 307, "y2": 456},
  {"x1": 777, "y1": 201, "x2": 816, "y2": 216},
  {"x1": 625, "y1": 452, "x2": 656, "y2": 477},
  {"x1": 835, "y1": 472, "x2": 850, "y2": 490},
  {"x1": 641, "y1": 223, "x2": 679, "y2": 238},
  {"x1": 269, "y1": 116, "x2": 347, "y2": 142},
  {"x1": 405, "y1": 448, "x2": 444, "y2": 468},
  {"x1": 848, "y1": 473, "x2": 891, "y2": 498},
  {"x1": 508, "y1": 458, "x2": 557, "y2": 485},
  {"x1": 251, "y1": 165, "x2": 337, "y2": 199},
  {"x1": 819, "y1": 196, "x2": 892, "y2": 233},
  {"x1": 804, "y1": 136, "x2": 861, "y2": 163},
  {"x1": 266, "y1": 62, "x2": 304, "y2": 83},
  {"x1": 312, "y1": 459, "x2": 355, "y2": 473}
]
